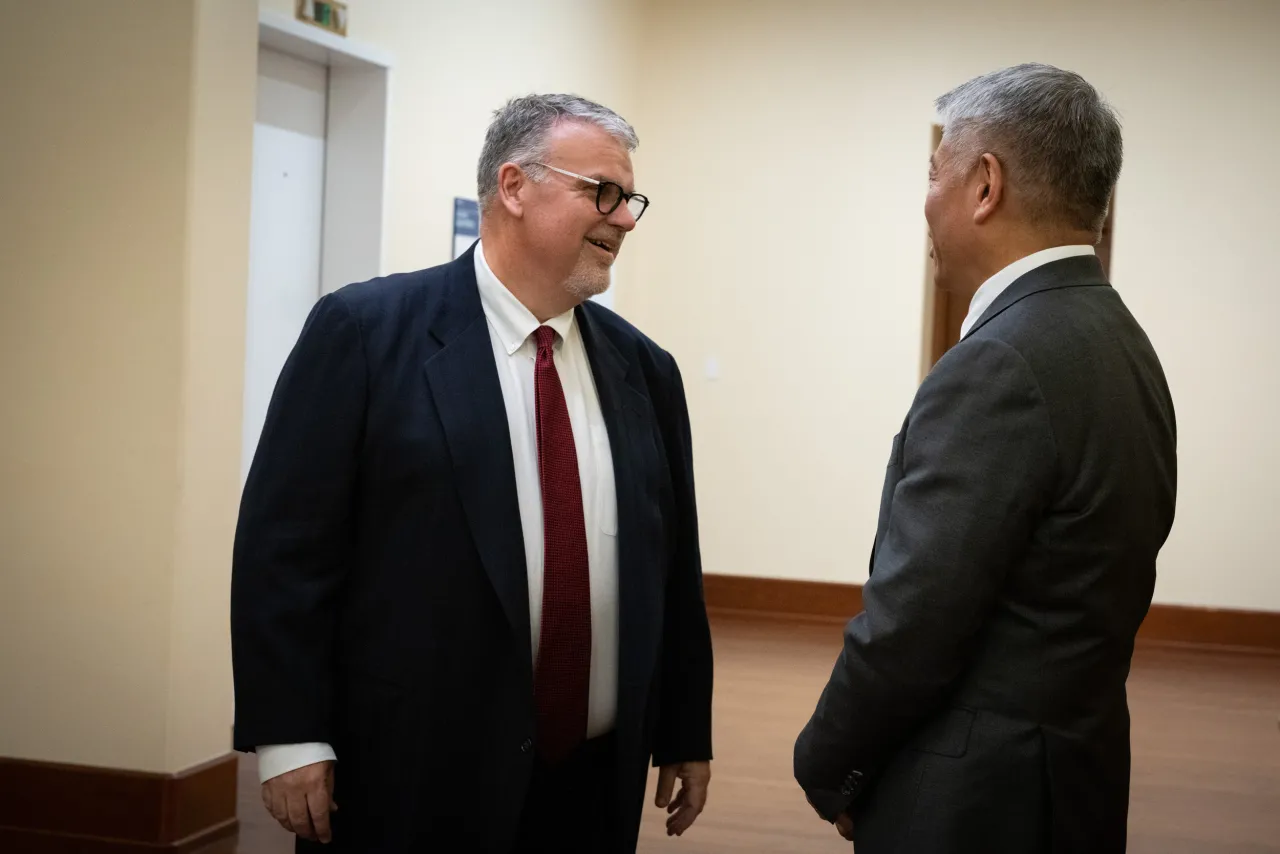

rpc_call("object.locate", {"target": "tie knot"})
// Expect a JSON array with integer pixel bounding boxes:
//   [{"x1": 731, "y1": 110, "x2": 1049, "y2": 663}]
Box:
[{"x1": 535, "y1": 326, "x2": 558, "y2": 353}]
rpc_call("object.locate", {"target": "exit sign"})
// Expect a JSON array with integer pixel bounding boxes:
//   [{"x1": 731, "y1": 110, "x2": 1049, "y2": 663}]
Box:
[{"x1": 296, "y1": 0, "x2": 348, "y2": 37}]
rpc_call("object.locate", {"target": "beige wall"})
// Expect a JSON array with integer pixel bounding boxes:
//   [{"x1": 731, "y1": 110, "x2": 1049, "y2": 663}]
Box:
[
  {"x1": 628, "y1": 0, "x2": 1280, "y2": 611},
  {"x1": 0, "y1": 0, "x2": 257, "y2": 773},
  {"x1": 166, "y1": 0, "x2": 258, "y2": 773}
]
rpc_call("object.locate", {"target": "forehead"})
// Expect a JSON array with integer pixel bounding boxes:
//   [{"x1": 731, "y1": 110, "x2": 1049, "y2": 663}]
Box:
[
  {"x1": 931, "y1": 133, "x2": 968, "y2": 177},
  {"x1": 543, "y1": 120, "x2": 635, "y2": 190},
  {"x1": 933, "y1": 133, "x2": 956, "y2": 163}
]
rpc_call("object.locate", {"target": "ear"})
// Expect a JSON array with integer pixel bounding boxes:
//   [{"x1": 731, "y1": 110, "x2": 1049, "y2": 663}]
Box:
[
  {"x1": 972, "y1": 153, "x2": 1004, "y2": 225},
  {"x1": 497, "y1": 162, "x2": 529, "y2": 218}
]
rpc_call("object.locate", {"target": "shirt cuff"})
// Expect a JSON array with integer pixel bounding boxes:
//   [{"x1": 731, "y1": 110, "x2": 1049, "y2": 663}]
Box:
[{"x1": 256, "y1": 742, "x2": 337, "y2": 783}]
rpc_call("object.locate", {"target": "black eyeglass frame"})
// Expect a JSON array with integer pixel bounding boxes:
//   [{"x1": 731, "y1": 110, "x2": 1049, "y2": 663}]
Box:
[{"x1": 534, "y1": 162, "x2": 649, "y2": 222}]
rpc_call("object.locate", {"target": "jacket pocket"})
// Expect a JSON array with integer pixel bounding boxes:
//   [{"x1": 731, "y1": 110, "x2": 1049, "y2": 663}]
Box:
[
  {"x1": 909, "y1": 707, "x2": 976, "y2": 758},
  {"x1": 886, "y1": 429, "x2": 904, "y2": 468}
]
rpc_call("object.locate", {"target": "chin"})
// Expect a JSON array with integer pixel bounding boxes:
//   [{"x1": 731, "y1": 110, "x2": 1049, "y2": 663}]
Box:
[
  {"x1": 565, "y1": 272, "x2": 610, "y2": 302},
  {"x1": 564, "y1": 253, "x2": 610, "y2": 295},
  {"x1": 932, "y1": 265, "x2": 959, "y2": 294}
]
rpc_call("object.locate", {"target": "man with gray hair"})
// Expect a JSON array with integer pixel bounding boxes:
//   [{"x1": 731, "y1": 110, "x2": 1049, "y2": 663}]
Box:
[
  {"x1": 794, "y1": 64, "x2": 1176, "y2": 853},
  {"x1": 232, "y1": 93, "x2": 713, "y2": 852}
]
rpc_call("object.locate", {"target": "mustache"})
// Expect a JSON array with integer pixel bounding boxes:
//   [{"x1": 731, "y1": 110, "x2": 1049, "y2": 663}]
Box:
[{"x1": 587, "y1": 228, "x2": 625, "y2": 245}]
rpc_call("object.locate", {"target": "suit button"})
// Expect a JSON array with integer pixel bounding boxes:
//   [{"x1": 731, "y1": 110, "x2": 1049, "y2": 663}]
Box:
[{"x1": 521, "y1": 738, "x2": 533, "y2": 753}]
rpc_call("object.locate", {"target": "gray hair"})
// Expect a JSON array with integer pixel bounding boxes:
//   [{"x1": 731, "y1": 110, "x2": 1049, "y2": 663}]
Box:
[
  {"x1": 936, "y1": 63, "x2": 1122, "y2": 236},
  {"x1": 476, "y1": 94, "x2": 639, "y2": 212}
]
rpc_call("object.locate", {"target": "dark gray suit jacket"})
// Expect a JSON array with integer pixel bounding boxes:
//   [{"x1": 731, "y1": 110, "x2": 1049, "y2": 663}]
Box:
[{"x1": 795, "y1": 255, "x2": 1176, "y2": 854}]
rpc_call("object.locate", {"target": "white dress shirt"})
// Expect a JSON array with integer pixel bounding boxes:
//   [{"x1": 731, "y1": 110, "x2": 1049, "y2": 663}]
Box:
[
  {"x1": 474, "y1": 240, "x2": 620, "y2": 740},
  {"x1": 257, "y1": 242, "x2": 620, "y2": 783},
  {"x1": 959, "y1": 244, "x2": 1096, "y2": 339}
]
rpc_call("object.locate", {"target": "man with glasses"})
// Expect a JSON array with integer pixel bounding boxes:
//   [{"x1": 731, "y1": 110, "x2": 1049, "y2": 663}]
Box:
[{"x1": 232, "y1": 94, "x2": 713, "y2": 853}]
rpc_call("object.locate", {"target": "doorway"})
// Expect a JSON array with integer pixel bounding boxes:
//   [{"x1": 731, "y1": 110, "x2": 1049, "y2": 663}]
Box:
[
  {"x1": 241, "y1": 47, "x2": 328, "y2": 484},
  {"x1": 241, "y1": 9, "x2": 391, "y2": 482}
]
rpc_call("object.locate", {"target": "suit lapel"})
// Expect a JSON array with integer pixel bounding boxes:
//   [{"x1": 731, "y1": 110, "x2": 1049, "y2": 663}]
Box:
[
  {"x1": 869, "y1": 425, "x2": 907, "y2": 577},
  {"x1": 965, "y1": 254, "x2": 1111, "y2": 339},
  {"x1": 576, "y1": 306, "x2": 664, "y2": 716},
  {"x1": 875, "y1": 256, "x2": 1110, "y2": 574},
  {"x1": 423, "y1": 250, "x2": 532, "y2": 671}
]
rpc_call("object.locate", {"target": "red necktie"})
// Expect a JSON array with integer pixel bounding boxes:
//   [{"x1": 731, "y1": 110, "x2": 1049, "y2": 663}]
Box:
[{"x1": 532, "y1": 325, "x2": 592, "y2": 763}]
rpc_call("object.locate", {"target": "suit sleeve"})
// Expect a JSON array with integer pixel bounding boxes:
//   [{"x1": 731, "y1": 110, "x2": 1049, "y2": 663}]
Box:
[
  {"x1": 794, "y1": 338, "x2": 1057, "y2": 820},
  {"x1": 231, "y1": 291, "x2": 367, "y2": 751},
  {"x1": 651, "y1": 357, "x2": 714, "y2": 766}
]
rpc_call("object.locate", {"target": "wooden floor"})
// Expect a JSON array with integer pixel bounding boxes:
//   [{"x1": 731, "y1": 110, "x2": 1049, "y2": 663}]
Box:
[{"x1": 229, "y1": 614, "x2": 1280, "y2": 853}]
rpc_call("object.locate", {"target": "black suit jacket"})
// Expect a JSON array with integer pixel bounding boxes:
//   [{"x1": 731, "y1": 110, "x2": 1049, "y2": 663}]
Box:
[
  {"x1": 231, "y1": 247, "x2": 713, "y2": 853},
  {"x1": 795, "y1": 255, "x2": 1176, "y2": 854}
]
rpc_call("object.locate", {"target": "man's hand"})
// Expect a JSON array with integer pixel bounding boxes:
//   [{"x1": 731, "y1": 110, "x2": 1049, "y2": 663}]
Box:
[
  {"x1": 804, "y1": 792, "x2": 853, "y2": 840},
  {"x1": 655, "y1": 761, "x2": 710, "y2": 837},
  {"x1": 261, "y1": 760, "x2": 337, "y2": 843}
]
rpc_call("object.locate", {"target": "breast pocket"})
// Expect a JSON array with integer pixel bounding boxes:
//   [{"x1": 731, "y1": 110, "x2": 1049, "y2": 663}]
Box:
[
  {"x1": 592, "y1": 423, "x2": 618, "y2": 537},
  {"x1": 886, "y1": 429, "x2": 904, "y2": 468},
  {"x1": 871, "y1": 430, "x2": 905, "y2": 575}
]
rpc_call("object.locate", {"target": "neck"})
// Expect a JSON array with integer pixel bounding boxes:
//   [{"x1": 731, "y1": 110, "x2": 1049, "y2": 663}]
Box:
[
  {"x1": 969, "y1": 226, "x2": 1095, "y2": 295},
  {"x1": 480, "y1": 225, "x2": 577, "y2": 323}
]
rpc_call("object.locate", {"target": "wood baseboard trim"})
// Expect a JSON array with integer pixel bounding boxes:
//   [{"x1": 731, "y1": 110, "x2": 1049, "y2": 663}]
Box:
[
  {"x1": 0, "y1": 753, "x2": 238, "y2": 852},
  {"x1": 1132, "y1": 601, "x2": 1280, "y2": 653},
  {"x1": 704, "y1": 575, "x2": 862, "y2": 623},
  {"x1": 703, "y1": 574, "x2": 1280, "y2": 653}
]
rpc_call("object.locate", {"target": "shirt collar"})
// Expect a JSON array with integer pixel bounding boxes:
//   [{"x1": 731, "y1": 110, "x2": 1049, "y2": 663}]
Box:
[
  {"x1": 960, "y1": 244, "x2": 1096, "y2": 339},
  {"x1": 474, "y1": 240, "x2": 577, "y2": 355}
]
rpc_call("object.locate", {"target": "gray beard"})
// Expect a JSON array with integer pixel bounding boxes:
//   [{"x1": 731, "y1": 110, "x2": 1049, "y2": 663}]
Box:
[{"x1": 565, "y1": 268, "x2": 610, "y2": 303}]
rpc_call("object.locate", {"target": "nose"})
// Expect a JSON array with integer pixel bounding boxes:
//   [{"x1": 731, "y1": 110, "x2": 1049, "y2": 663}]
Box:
[{"x1": 608, "y1": 204, "x2": 637, "y2": 232}]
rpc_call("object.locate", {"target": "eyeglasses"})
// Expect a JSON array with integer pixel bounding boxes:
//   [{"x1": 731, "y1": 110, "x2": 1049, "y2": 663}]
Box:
[{"x1": 534, "y1": 162, "x2": 649, "y2": 222}]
